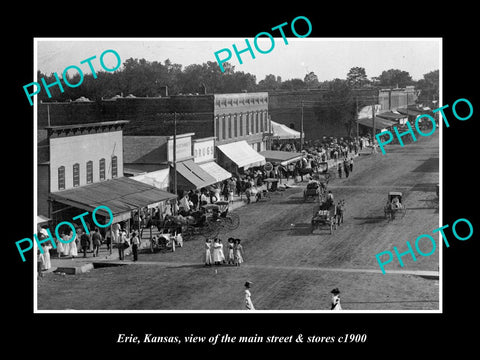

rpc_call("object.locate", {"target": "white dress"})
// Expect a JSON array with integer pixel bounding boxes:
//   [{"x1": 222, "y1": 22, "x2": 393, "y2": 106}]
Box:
[
  {"x1": 212, "y1": 242, "x2": 222, "y2": 262},
  {"x1": 331, "y1": 295, "x2": 342, "y2": 310},
  {"x1": 62, "y1": 234, "x2": 70, "y2": 256},
  {"x1": 205, "y1": 242, "x2": 212, "y2": 265},
  {"x1": 41, "y1": 245, "x2": 51, "y2": 270},
  {"x1": 245, "y1": 289, "x2": 255, "y2": 310},
  {"x1": 69, "y1": 234, "x2": 78, "y2": 257}
]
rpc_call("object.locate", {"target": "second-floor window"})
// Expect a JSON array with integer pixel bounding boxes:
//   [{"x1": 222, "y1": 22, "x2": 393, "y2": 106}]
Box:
[
  {"x1": 73, "y1": 163, "x2": 80, "y2": 187},
  {"x1": 111, "y1": 156, "x2": 118, "y2": 178},
  {"x1": 86, "y1": 161, "x2": 93, "y2": 184},
  {"x1": 99, "y1": 158, "x2": 105, "y2": 180},
  {"x1": 58, "y1": 166, "x2": 65, "y2": 190}
]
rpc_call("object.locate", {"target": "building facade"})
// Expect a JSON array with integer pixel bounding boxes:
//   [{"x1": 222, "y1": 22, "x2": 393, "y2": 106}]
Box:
[
  {"x1": 213, "y1": 92, "x2": 270, "y2": 152},
  {"x1": 38, "y1": 121, "x2": 127, "y2": 217}
]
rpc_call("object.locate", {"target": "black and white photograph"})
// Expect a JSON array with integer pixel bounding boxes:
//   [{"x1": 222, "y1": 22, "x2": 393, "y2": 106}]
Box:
[
  {"x1": 7, "y1": 7, "x2": 478, "y2": 354},
  {"x1": 33, "y1": 37, "x2": 441, "y2": 312}
]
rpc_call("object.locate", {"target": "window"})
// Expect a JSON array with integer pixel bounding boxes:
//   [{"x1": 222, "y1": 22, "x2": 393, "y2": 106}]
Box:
[
  {"x1": 86, "y1": 161, "x2": 93, "y2": 184},
  {"x1": 73, "y1": 163, "x2": 80, "y2": 187},
  {"x1": 222, "y1": 115, "x2": 227, "y2": 140},
  {"x1": 239, "y1": 114, "x2": 243, "y2": 136},
  {"x1": 99, "y1": 158, "x2": 105, "y2": 180},
  {"x1": 233, "y1": 114, "x2": 238, "y2": 138},
  {"x1": 227, "y1": 115, "x2": 232, "y2": 139},
  {"x1": 111, "y1": 156, "x2": 118, "y2": 178},
  {"x1": 215, "y1": 116, "x2": 220, "y2": 139},
  {"x1": 255, "y1": 112, "x2": 260, "y2": 133},
  {"x1": 58, "y1": 166, "x2": 65, "y2": 190}
]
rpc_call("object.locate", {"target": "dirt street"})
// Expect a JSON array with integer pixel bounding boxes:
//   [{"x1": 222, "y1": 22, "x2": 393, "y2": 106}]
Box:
[{"x1": 37, "y1": 132, "x2": 440, "y2": 311}]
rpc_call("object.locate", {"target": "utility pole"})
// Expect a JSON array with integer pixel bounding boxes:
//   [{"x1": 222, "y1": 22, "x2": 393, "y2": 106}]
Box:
[
  {"x1": 173, "y1": 112, "x2": 177, "y2": 214},
  {"x1": 372, "y1": 97, "x2": 376, "y2": 140},
  {"x1": 355, "y1": 97, "x2": 359, "y2": 139},
  {"x1": 300, "y1": 100, "x2": 304, "y2": 152}
]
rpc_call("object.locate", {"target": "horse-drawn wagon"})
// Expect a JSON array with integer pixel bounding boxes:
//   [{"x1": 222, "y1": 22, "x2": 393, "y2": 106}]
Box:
[
  {"x1": 384, "y1": 191, "x2": 406, "y2": 220},
  {"x1": 311, "y1": 199, "x2": 337, "y2": 234}
]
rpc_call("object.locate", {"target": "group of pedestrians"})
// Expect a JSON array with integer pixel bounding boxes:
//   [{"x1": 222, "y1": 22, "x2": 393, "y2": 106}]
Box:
[
  {"x1": 205, "y1": 238, "x2": 244, "y2": 266},
  {"x1": 337, "y1": 157, "x2": 354, "y2": 178}
]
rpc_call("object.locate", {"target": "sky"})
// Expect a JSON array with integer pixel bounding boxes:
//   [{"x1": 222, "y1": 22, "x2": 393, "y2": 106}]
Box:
[{"x1": 36, "y1": 38, "x2": 441, "y2": 82}]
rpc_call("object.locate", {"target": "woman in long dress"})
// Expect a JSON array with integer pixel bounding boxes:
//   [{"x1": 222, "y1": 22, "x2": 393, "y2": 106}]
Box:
[
  {"x1": 41, "y1": 244, "x2": 51, "y2": 270},
  {"x1": 244, "y1": 281, "x2": 255, "y2": 310},
  {"x1": 330, "y1": 288, "x2": 342, "y2": 310},
  {"x1": 234, "y1": 239, "x2": 244, "y2": 266},
  {"x1": 205, "y1": 239, "x2": 212, "y2": 266},
  {"x1": 61, "y1": 232, "x2": 71, "y2": 257},
  {"x1": 56, "y1": 231, "x2": 64, "y2": 258},
  {"x1": 212, "y1": 239, "x2": 222, "y2": 265},
  {"x1": 218, "y1": 239, "x2": 225, "y2": 264},
  {"x1": 227, "y1": 238, "x2": 235, "y2": 265},
  {"x1": 68, "y1": 229, "x2": 78, "y2": 258}
]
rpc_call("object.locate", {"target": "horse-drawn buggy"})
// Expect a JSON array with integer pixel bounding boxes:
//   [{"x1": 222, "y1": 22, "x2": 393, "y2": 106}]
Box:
[
  {"x1": 303, "y1": 180, "x2": 324, "y2": 202},
  {"x1": 169, "y1": 200, "x2": 240, "y2": 239},
  {"x1": 311, "y1": 198, "x2": 337, "y2": 234},
  {"x1": 150, "y1": 227, "x2": 183, "y2": 252},
  {"x1": 384, "y1": 191, "x2": 406, "y2": 220}
]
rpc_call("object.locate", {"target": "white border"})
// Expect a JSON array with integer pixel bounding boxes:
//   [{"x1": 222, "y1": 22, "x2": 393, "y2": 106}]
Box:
[{"x1": 33, "y1": 37, "x2": 442, "y2": 314}]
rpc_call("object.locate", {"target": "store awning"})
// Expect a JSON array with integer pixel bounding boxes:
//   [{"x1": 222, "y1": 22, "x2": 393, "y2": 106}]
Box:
[
  {"x1": 37, "y1": 215, "x2": 51, "y2": 225},
  {"x1": 175, "y1": 160, "x2": 217, "y2": 190},
  {"x1": 396, "y1": 107, "x2": 428, "y2": 117},
  {"x1": 198, "y1": 161, "x2": 232, "y2": 183},
  {"x1": 376, "y1": 111, "x2": 407, "y2": 121},
  {"x1": 271, "y1": 120, "x2": 302, "y2": 139},
  {"x1": 357, "y1": 117, "x2": 396, "y2": 129},
  {"x1": 217, "y1": 140, "x2": 266, "y2": 169},
  {"x1": 49, "y1": 177, "x2": 177, "y2": 223},
  {"x1": 259, "y1": 150, "x2": 303, "y2": 166}
]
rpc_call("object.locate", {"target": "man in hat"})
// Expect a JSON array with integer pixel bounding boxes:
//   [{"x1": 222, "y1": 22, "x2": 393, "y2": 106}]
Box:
[
  {"x1": 244, "y1": 281, "x2": 255, "y2": 310},
  {"x1": 331, "y1": 288, "x2": 342, "y2": 310}
]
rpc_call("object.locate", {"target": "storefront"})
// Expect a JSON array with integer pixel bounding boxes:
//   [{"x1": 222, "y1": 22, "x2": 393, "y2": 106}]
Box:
[
  {"x1": 193, "y1": 137, "x2": 232, "y2": 183},
  {"x1": 216, "y1": 140, "x2": 266, "y2": 174},
  {"x1": 49, "y1": 176, "x2": 177, "y2": 234}
]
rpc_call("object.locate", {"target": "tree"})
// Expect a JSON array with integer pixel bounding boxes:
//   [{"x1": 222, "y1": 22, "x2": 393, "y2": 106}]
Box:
[
  {"x1": 346, "y1": 67, "x2": 369, "y2": 88},
  {"x1": 304, "y1": 71, "x2": 319, "y2": 88},
  {"x1": 312, "y1": 79, "x2": 357, "y2": 136},
  {"x1": 257, "y1": 74, "x2": 282, "y2": 91},
  {"x1": 279, "y1": 78, "x2": 305, "y2": 91},
  {"x1": 416, "y1": 69, "x2": 439, "y2": 105},
  {"x1": 377, "y1": 69, "x2": 413, "y2": 88}
]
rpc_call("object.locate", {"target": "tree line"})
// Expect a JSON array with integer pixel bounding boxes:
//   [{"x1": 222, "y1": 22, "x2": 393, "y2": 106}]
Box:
[{"x1": 37, "y1": 58, "x2": 439, "y2": 104}]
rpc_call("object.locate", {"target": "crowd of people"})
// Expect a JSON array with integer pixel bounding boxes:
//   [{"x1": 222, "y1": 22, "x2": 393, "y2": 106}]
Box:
[{"x1": 205, "y1": 237, "x2": 245, "y2": 267}]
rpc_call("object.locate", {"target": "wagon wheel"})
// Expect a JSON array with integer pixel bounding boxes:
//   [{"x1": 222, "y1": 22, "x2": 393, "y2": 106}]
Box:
[
  {"x1": 200, "y1": 220, "x2": 220, "y2": 239},
  {"x1": 223, "y1": 212, "x2": 240, "y2": 230}
]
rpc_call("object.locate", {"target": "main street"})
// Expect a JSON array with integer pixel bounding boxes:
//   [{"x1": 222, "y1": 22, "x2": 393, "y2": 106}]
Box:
[{"x1": 38, "y1": 132, "x2": 440, "y2": 311}]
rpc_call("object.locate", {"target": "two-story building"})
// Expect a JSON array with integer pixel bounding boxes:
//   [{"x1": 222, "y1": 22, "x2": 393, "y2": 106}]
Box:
[{"x1": 37, "y1": 120, "x2": 176, "y2": 229}]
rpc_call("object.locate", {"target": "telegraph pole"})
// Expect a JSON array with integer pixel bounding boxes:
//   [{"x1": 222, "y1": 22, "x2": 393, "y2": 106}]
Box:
[
  {"x1": 372, "y1": 97, "x2": 376, "y2": 140},
  {"x1": 173, "y1": 112, "x2": 177, "y2": 214},
  {"x1": 356, "y1": 97, "x2": 359, "y2": 139},
  {"x1": 300, "y1": 100, "x2": 304, "y2": 152}
]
